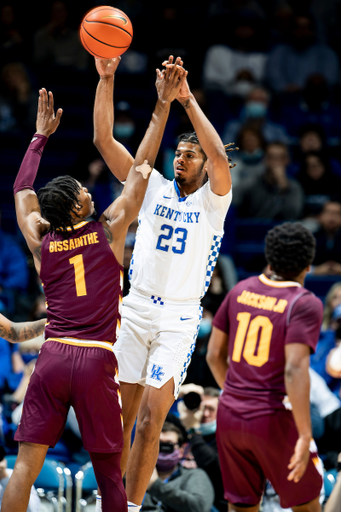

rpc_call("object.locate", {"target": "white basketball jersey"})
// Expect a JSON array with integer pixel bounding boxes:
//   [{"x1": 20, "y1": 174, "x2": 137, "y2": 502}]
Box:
[{"x1": 129, "y1": 170, "x2": 232, "y2": 301}]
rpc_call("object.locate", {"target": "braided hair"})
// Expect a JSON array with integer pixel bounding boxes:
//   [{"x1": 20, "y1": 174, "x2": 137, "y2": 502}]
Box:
[
  {"x1": 37, "y1": 175, "x2": 82, "y2": 238},
  {"x1": 265, "y1": 222, "x2": 316, "y2": 280},
  {"x1": 178, "y1": 131, "x2": 238, "y2": 166}
]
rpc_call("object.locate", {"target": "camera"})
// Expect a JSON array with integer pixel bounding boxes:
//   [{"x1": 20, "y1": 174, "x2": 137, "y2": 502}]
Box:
[{"x1": 183, "y1": 391, "x2": 201, "y2": 411}]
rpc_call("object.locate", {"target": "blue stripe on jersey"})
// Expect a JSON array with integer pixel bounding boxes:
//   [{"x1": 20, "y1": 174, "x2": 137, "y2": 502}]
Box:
[
  {"x1": 173, "y1": 180, "x2": 188, "y2": 202},
  {"x1": 176, "y1": 306, "x2": 203, "y2": 395},
  {"x1": 128, "y1": 220, "x2": 141, "y2": 282},
  {"x1": 201, "y1": 234, "x2": 223, "y2": 298}
]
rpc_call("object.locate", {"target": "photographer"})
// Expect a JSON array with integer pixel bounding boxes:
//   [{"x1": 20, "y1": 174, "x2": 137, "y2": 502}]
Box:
[
  {"x1": 0, "y1": 446, "x2": 41, "y2": 511},
  {"x1": 177, "y1": 384, "x2": 226, "y2": 512}
]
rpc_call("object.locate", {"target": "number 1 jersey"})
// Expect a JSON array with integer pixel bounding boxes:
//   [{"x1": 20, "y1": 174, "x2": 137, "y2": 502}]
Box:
[
  {"x1": 128, "y1": 170, "x2": 232, "y2": 301},
  {"x1": 213, "y1": 273, "x2": 323, "y2": 418},
  {"x1": 40, "y1": 220, "x2": 123, "y2": 344}
]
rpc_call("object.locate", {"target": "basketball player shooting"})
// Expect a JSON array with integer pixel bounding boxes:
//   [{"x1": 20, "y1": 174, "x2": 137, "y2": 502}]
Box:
[
  {"x1": 207, "y1": 222, "x2": 324, "y2": 512},
  {"x1": 1, "y1": 62, "x2": 187, "y2": 512},
  {"x1": 93, "y1": 54, "x2": 236, "y2": 512}
]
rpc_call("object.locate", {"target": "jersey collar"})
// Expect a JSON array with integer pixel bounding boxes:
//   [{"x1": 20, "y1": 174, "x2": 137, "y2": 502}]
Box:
[
  {"x1": 61, "y1": 221, "x2": 89, "y2": 232},
  {"x1": 259, "y1": 273, "x2": 302, "y2": 288},
  {"x1": 173, "y1": 180, "x2": 188, "y2": 202}
]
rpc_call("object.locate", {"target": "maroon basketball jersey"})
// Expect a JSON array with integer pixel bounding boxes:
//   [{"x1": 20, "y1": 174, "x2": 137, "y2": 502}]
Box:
[
  {"x1": 40, "y1": 220, "x2": 123, "y2": 345},
  {"x1": 213, "y1": 273, "x2": 323, "y2": 418}
]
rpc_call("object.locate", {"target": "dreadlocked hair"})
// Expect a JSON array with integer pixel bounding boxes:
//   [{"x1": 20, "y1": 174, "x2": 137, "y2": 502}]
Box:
[
  {"x1": 37, "y1": 176, "x2": 82, "y2": 238},
  {"x1": 265, "y1": 222, "x2": 316, "y2": 280},
  {"x1": 178, "y1": 131, "x2": 239, "y2": 166}
]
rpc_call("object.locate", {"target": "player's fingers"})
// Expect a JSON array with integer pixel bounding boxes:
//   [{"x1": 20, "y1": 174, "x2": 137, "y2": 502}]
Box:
[
  {"x1": 48, "y1": 91, "x2": 54, "y2": 114},
  {"x1": 55, "y1": 108, "x2": 63, "y2": 124},
  {"x1": 38, "y1": 90, "x2": 43, "y2": 114}
]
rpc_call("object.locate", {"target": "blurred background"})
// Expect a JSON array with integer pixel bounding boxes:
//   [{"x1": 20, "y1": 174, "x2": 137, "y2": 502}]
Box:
[{"x1": 2, "y1": 1, "x2": 341, "y2": 509}]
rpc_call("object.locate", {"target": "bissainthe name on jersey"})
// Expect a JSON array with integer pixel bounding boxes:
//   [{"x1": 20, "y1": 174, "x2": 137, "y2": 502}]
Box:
[{"x1": 49, "y1": 232, "x2": 99, "y2": 252}]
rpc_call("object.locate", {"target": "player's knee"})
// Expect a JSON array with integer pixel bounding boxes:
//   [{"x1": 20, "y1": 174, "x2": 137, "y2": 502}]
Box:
[{"x1": 136, "y1": 415, "x2": 161, "y2": 443}]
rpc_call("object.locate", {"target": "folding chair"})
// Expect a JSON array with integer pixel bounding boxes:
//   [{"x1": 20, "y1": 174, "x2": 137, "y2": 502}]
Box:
[{"x1": 75, "y1": 462, "x2": 98, "y2": 511}]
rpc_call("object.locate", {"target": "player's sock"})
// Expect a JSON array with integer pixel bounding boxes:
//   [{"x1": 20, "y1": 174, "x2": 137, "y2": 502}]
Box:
[
  {"x1": 127, "y1": 502, "x2": 141, "y2": 512},
  {"x1": 95, "y1": 495, "x2": 102, "y2": 511}
]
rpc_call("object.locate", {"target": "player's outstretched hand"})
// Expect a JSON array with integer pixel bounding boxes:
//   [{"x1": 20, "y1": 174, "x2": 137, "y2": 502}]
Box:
[
  {"x1": 36, "y1": 88, "x2": 63, "y2": 138},
  {"x1": 162, "y1": 55, "x2": 191, "y2": 104},
  {"x1": 155, "y1": 57, "x2": 188, "y2": 103},
  {"x1": 95, "y1": 56, "x2": 121, "y2": 77},
  {"x1": 287, "y1": 437, "x2": 310, "y2": 483}
]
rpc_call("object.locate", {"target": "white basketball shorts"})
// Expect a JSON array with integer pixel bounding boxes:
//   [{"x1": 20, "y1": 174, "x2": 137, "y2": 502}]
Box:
[{"x1": 114, "y1": 287, "x2": 203, "y2": 398}]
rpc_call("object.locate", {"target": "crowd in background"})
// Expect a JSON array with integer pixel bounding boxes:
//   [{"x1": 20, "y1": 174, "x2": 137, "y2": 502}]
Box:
[{"x1": 1, "y1": 0, "x2": 341, "y2": 510}]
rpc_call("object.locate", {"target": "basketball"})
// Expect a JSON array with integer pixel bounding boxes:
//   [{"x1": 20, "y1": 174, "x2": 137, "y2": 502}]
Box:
[{"x1": 79, "y1": 6, "x2": 133, "y2": 59}]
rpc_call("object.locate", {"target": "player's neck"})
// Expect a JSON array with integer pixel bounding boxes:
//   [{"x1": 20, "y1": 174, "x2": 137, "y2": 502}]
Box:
[{"x1": 270, "y1": 273, "x2": 305, "y2": 287}]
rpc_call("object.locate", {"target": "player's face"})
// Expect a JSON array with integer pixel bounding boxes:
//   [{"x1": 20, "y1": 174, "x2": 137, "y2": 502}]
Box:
[
  {"x1": 75, "y1": 182, "x2": 95, "y2": 219},
  {"x1": 173, "y1": 142, "x2": 207, "y2": 187}
]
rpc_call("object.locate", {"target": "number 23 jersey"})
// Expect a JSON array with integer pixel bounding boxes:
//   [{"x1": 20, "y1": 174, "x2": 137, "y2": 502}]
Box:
[{"x1": 129, "y1": 170, "x2": 232, "y2": 301}]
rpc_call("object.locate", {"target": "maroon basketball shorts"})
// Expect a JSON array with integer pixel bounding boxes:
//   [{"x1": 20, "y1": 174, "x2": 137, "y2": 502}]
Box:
[
  {"x1": 15, "y1": 340, "x2": 123, "y2": 453},
  {"x1": 216, "y1": 405, "x2": 323, "y2": 508}
]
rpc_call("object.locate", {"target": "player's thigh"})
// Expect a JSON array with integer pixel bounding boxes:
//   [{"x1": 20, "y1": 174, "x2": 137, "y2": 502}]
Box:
[
  {"x1": 291, "y1": 496, "x2": 321, "y2": 512},
  {"x1": 251, "y1": 410, "x2": 323, "y2": 510},
  {"x1": 71, "y1": 346, "x2": 123, "y2": 453},
  {"x1": 15, "y1": 341, "x2": 72, "y2": 446},
  {"x1": 146, "y1": 304, "x2": 202, "y2": 397},
  {"x1": 114, "y1": 296, "x2": 152, "y2": 385},
  {"x1": 216, "y1": 405, "x2": 265, "y2": 506}
]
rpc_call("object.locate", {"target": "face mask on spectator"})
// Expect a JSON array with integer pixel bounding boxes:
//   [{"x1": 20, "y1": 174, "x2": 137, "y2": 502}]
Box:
[
  {"x1": 240, "y1": 148, "x2": 264, "y2": 164},
  {"x1": 200, "y1": 419, "x2": 217, "y2": 436},
  {"x1": 198, "y1": 318, "x2": 212, "y2": 338},
  {"x1": 156, "y1": 443, "x2": 182, "y2": 472},
  {"x1": 245, "y1": 101, "x2": 267, "y2": 119},
  {"x1": 114, "y1": 122, "x2": 135, "y2": 139},
  {"x1": 231, "y1": 80, "x2": 254, "y2": 98}
]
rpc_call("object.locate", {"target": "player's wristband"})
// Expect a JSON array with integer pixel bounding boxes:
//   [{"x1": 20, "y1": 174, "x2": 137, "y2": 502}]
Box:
[{"x1": 13, "y1": 134, "x2": 48, "y2": 195}]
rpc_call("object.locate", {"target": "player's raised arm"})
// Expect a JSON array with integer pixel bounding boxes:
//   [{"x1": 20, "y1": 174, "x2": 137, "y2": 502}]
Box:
[
  {"x1": 13, "y1": 88, "x2": 62, "y2": 268},
  {"x1": 0, "y1": 313, "x2": 45, "y2": 343},
  {"x1": 100, "y1": 61, "x2": 187, "y2": 263},
  {"x1": 164, "y1": 56, "x2": 232, "y2": 196},
  {"x1": 93, "y1": 57, "x2": 134, "y2": 182}
]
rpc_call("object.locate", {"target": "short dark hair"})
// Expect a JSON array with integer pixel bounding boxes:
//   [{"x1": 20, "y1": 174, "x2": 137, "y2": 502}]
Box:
[
  {"x1": 37, "y1": 175, "x2": 81, "y2": 238},
  {"x1": 265, "y1": 222, "x2": 316, "y2": 280},
  {"x1": 203, "y1": 387, "x2": 220, "y2": 398},
  {"x1": 162, "y1": 421, "x2": 184, "y2": 446}
]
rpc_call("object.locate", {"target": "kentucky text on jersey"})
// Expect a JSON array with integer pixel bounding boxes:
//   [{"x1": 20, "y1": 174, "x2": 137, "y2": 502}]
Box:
[
  {"x1": 237, "y1": 290, "x2": 288, "y2": 313},
  {"x1": 153, "y1": 204, "x2": 200, "y2": 223},
  {"x1": 49, "y1": 232, "x2": 99, "y2": 252}
]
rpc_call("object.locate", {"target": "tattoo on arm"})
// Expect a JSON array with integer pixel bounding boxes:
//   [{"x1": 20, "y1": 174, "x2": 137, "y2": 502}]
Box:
[
  {"x1": 103, "y1": 224, "x2": 113, "y2": 244},
  {"x1": 0, "y1": 319, "x2": 45, "y2": 343},
  {"x1": 181, "y1": 99, "x2": 190, "y2": 110}
]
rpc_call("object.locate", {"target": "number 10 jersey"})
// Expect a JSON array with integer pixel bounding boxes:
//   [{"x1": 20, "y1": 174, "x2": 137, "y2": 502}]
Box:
[{"x1": 128, "y1": 170, "x2": 232, "y2": 302}]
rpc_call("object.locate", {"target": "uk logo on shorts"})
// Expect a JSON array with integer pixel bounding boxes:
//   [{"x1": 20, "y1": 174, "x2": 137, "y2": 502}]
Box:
[{"x1": 150, "y1": 364, "x2": 165, "y2": 382}]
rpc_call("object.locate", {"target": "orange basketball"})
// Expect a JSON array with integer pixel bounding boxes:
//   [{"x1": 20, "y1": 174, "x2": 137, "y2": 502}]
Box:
[{"x1": 79, "y1": 6, "x2": 133, "y2": 59}]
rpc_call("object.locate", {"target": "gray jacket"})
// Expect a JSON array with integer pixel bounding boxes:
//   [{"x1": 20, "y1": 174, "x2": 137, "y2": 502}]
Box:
[{"x1": 141, "y1": 465, "x2": 215, "y2": 512}]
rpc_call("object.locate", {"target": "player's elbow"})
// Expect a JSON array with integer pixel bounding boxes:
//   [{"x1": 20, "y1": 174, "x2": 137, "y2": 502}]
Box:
[
  {"x1": 206, "y1": 346, "x2": 221, "y2": 367},
  {"x1": 284, "y1": 360, "x2": 305, "y2": 383}
]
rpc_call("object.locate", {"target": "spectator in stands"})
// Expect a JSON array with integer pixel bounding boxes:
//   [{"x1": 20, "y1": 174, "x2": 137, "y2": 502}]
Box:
[
  {"x1": 141, "y1": 421, "x2": 214, "y2": 512},
  {"x1": 0, "y1": 210, "x2": 28, "y2": 315},
  {"x1": 265, "y1": 13, "x2": 339, "y2": 94},
  {"x1": 324, "y1": 453, "x2": 341, "y2": 512},
  {"x1": 0, "y1": 338, "x2": 25, "y2": 396},
  {"x1": 311, "y1": 201, "x2": 341, "y2": 276},
  {"x1": 232, "y1": 142, "x2": 304, "y2": 220},
  {"x1": 326, "y1": 309, "x2": 341, "y2": 387},
  {"x1": 177, "y1": 384, "x2": 226, "y2": 512},
  {"x1": 296, "y1": 152, "x2": 341, "y2": 220},
  {"x1": 0, "y1": 4, "x2": 26, "y2": 66},
  {"x1": 229, "y1": 126, "x2": 266, "y2": 187},
  {"x1": 222, "y1": 86, "x2": 289, "y2": 145},
  {"x1": 33, "y1": 0, "x2": 88, "y2": 84},
  {"x1": 277, "y1": 75, "x2": 341, "y2": 148},
  {"x1": 288, "y1": 124, "x2": 341, "y2": 180},
  {"x1": 0, "y1": 62, "x2": 36, "y2": 133}
]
